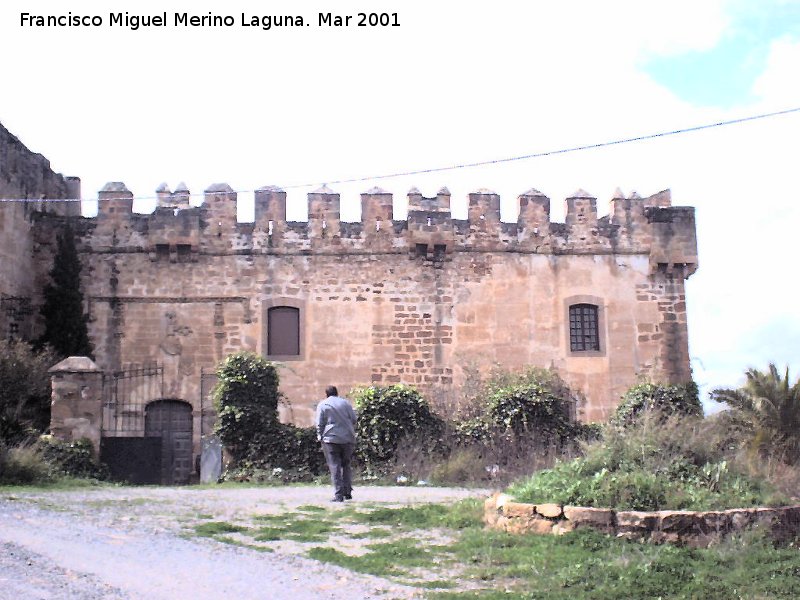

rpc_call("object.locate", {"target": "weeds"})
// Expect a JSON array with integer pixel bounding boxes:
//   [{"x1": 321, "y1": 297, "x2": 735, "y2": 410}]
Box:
[
  {"x1": 193, "y1": 521, "x2": 249, "y2": 537},
  {"x1": 308, "y1": 539, "x2": 434, "y2": 577},
  {"x1": 351, "y1": 499, "x2": 483, "y2": 530},
  {"x1": 508, "y1": 413, "x2": 789, "y2": 510}
]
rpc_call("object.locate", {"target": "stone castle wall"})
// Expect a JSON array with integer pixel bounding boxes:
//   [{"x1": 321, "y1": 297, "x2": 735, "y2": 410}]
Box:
[
  {"x1": 29, "y1": 181, "x2": 697, "y2": 437},
  {"x1": 0, "y1": 123, "x2": 80, "y2": 340}
]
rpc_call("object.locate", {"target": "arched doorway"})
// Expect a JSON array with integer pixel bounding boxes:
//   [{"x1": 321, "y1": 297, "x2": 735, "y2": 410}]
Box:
[{"x1": 145, "y1": 399, "x2": 193, "y2": 485}]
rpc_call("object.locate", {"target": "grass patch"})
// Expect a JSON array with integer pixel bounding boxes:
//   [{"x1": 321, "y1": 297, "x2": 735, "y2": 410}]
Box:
[
  {"x1": 351, "y1": 499, "x2": 482, "y2": 530},
  {"x1": 348, "y1": 527, "x2": 393, "y2": 539},
  {"x1": 211, "y1": 536, "x2": 274, "y2": 552},
  {"x1": 427, "y1": 528, "x2": 800, "y2": 599},
  {"x1": 253, "y1": 513, "x2": 300, "y2": 523},
  {"x1": 193, "y1": 521, "x2": 249, "y2": 537},
  {"x1": 297, "y1": 504, "x2": 327, "y2": 513},
  {"x1": 418, "y1": 581, "x2": 457, "y2": 589},
  {"x1": 300, "y1": 495, "x2": 800, "y2": 598},
  {"x1": 308, "y1": 538, "x2": 435, "y2": 577},
  {"x1": 250, "y1": 516, "x2": 339, "y2": 542}
]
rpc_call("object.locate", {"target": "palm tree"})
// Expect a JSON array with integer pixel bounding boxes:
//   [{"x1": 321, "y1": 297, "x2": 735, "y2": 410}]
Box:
[{"x1": 711, "y1": 364, "x2": 800, "y2": 464}]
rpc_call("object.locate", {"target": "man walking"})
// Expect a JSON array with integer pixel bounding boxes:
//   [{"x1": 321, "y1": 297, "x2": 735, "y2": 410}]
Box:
[{"x1": 315, "y1": 386, "x2": 357, "y2": 502}]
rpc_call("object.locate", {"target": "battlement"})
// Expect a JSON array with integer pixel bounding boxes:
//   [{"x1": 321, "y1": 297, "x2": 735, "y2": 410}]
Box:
[{"x1": 85, "y1": 182, "x2": 697, "y2": 276}]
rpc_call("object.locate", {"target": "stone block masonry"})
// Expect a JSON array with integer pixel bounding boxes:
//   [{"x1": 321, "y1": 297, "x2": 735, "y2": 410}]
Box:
[
  {"x1": 1, "y1": 121, "x2": 698, "y2": 470},
  {"x1": 24, "y1": 180, "x2": 698, "y2": 430},
  {"x1": 0, "y1": 123, "x2": 80, "y2": 340},
  {"x1": 484, "y1": 494, "x2": 800, "y2": 547}
]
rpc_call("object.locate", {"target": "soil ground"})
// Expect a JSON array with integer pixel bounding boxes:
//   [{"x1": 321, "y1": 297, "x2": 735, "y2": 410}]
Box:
[{"x1": 0, "y1": 485, "x2": 491, "y2": 599}]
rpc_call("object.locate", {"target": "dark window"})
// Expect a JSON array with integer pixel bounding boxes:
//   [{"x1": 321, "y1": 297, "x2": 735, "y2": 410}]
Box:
[
  {"x1": 569, "y1": 304, "x2": 599, "y2": 352},
  {"x1": 155, "y1": 244, "x2": 170, "y2": 261},
  {"x1": 267, "y1": 306, "x2": 300, "y2": 356},
  {"x1": 176, "y1": 244, "x2": 192, "y2": 263}
]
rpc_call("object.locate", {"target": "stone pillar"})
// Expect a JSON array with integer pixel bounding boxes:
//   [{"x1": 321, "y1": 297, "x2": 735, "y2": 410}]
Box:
[{"x1": 48, "y1": 356, "x2": 104, "y2": 456}]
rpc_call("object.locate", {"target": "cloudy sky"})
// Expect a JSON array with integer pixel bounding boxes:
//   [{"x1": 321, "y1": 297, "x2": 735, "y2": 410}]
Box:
[{"x1": 1, "y1": 0, "x2": 798, "y2": 409}]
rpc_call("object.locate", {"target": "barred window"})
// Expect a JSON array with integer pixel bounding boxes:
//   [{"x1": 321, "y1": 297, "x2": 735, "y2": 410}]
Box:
[
  {"x1": 267, "y1": 306, "x2": 300, "y2": 356},
  {"x1": 569, "y1": 304, "x2": 600, "y2": 352}
]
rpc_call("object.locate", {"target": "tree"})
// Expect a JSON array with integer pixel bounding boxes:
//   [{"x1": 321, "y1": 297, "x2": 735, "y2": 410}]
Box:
[
  {"x1": 711, "y1": 364, "x2": 800, "y2": 464},
  {"x1": 0, "y1": 339, "x2": 59, "y2": 443},
  {"x1": 38, "y1": 220, "x2": 93, "y2": 358}
]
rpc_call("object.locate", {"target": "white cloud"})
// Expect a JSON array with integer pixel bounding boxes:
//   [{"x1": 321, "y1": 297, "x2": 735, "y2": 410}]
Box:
[{"x1": 752, "y1": 37, "x2": 800, "y2": 99}]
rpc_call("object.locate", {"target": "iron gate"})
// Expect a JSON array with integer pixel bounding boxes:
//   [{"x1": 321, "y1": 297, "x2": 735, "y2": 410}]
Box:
[
  {"x1": 100, "y1": 364, "x2": 196, "y2": 485},
  {"x1": 102, "y1": 364, "x2": 164, "y2": 435}
]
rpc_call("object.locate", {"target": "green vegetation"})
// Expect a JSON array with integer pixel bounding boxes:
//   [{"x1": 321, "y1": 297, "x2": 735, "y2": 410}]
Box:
[
  {"x1": 0, "y1": 436, "x2": 108, "y2": 485},
  {"x1": 611, "y1": 381, "x2": 701, "y2": 427},
  {"x1": 212, "y1": 351, "x2": 283, "y2": 461},
  {"x1": 233, "y1": 497, "x2": 800, "y2": 598},
  {"x1": 309, "y1": 539, "x2": 436, "y2": 577},
  {"x1": 508, "y1": 412, "x2": 785, "y2": 510},
  {"x1": 352, "y1": 384, "x2": 445, "y2": 473},
  {"x1": 712, "y1": 363, "x2": 800, "y2": 465},
  {"x1": 0, "y1": 339, "x2": 59, "y2": 444},
  {"x1": 193, "y1": 521, "x2": 249, "y2": 537},
  {"x1": 350, "y1": 499, "x2": 482, "y2": 530},
  {"x1": 255, "y1": 519, "x2": 337, "y2": 542},
  {"x1": 427, "y1": 528, "x2": 800, "y2": 599},
  {"x1": 213, "y1": 351, "x2": 325, "y2": 481},
  {"x1": 37, "y1": 220, "x2": 93, "y2": 359},
  {"x1": 462, "y1": 367, "x2": 581, "y2": 443}
]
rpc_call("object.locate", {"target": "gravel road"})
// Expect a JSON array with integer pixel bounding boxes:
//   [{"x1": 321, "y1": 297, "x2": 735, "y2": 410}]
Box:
[{"x1": 0, "y1": 486, "x2": 491, "y2": 600}]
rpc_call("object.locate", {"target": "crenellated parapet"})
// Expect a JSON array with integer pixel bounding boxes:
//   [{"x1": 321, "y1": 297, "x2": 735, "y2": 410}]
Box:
[
  {"x1": 407, "y1": 187, "x2": 454, "y2": 256},
  {"x1": 82, "y1": 181, "x2": 698, "y2": 278}
]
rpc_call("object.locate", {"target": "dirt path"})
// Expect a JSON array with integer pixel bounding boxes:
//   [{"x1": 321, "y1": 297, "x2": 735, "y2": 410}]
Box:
[{"x1": 0, "y1": 485, "x2": 491, "y2": 599}]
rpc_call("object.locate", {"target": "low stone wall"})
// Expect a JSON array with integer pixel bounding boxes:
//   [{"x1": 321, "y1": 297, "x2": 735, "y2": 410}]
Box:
[{"x1": 484, "y1": 493, "x2": 800, "y2": 547}]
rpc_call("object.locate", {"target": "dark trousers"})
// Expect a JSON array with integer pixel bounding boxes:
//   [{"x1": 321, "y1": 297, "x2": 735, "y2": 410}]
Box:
[{"x1": 322, "y1": 442, "x2": 354, "y2": 499}]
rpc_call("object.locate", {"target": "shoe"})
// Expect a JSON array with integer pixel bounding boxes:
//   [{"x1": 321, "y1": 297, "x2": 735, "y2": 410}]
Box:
[
  {"x1": 343, "y1": 494, "x2": 352, "y2": 500},
  {"x1": 331, "y1": 496, "x2": 344, "y2": 503}
]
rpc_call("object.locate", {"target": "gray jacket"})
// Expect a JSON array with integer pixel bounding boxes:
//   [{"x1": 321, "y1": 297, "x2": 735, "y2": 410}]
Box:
[{"x1": 315, "y1": 395, "x2": 357, "y2": 444}]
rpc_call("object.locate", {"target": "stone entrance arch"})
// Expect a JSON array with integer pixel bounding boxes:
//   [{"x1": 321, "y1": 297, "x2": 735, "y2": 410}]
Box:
[{"x1": 145, "y1": 399, "x2": 193, "y2": 485}]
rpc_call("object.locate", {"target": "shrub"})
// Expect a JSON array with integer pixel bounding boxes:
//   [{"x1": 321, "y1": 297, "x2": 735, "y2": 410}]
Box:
[
  {"x1": 0, "y1": 442, "x2": 51, "y2": 484},
  {"x1": 0, "y1": 436, "x2": 109, "y2": 485},
  {"x1": 0, "y1": 339, "x2": 59, "y2": 444},
  {"x1": 611, "y1": 381, "x2": 701, "y2": 427},
  {"x1": 212, "y1": 351, "x2": 324, "y2": 478},
  {"x1": 38, "y1": 436, "x2": 108, "y2": 480},
  {"x1": 352, "y1": 384, "x2": 444, "y2": 473},
  {"x1": 508, "y1": 412, "x2": 786, "y2": 511},
  {"x1": 454, "y1": 367, "x2": 584, "y2": 453},
  {"x1": 429, "y1": 446, "x2": 494, "y2": 485},
  {"x1": 213, "y1": 351, "x2": 282, "y2": 462}
]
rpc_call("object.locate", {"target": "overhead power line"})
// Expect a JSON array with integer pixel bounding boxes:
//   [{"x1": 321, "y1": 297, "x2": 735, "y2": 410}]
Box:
[
  {"x1": 291, "y1": 106, "x2": 800, "y2": 189},
  {"x1": 1, "y1": 105, "x2": 798, "y2": 203}
]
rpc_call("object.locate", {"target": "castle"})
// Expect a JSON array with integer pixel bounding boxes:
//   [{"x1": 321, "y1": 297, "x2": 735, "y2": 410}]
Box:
[{"x1": 1, "y1": 123, "x2": 697, "y2": 482}]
